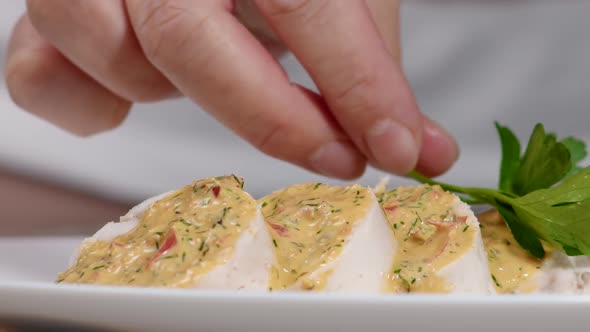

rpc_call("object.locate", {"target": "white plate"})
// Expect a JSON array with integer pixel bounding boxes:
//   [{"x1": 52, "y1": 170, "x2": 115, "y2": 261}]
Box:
[{"x1": 1, "y1": 236, "x2": 590, "y2": 332}]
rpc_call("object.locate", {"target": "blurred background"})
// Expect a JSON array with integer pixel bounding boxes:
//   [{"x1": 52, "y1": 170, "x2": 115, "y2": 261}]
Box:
[{"x1": 0, "y1": 0, "x2": 589, "y2": 236}]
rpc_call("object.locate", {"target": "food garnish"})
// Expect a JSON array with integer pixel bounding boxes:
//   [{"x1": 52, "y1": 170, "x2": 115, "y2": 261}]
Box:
[{"x1": 410, "y1": 122, "x2": 589, "y2": 258}]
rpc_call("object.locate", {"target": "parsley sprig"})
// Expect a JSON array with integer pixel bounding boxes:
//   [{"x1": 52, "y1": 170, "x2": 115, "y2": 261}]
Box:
[{"x1": 410, "y1": 122, "x2": 588, "y2": 258}]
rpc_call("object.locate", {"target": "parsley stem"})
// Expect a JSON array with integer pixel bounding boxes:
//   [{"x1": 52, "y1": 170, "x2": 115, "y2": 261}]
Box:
[
  {"x1": 408, "y1": 171, "x2": 466, "y2": 193},
  {"x1": 408, "y1": 171, "x2": 516, "y2": 207},
  {"x1": 458, "y1": 196, "x2": 487, "y2": 205}
]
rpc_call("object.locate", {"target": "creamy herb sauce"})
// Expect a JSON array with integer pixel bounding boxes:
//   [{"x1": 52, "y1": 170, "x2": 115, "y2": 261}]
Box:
[
  {"x1": 478, "y1": 209, "x2": 547, "y2": 293},
  {"x1": 379, "y1": 185, "x2": 475, "y2": 293},
  {"x1": 58, "y1": 175, "x2": 256, "y2": 287},
  {"x1": 260, "y1": 183, "x2": 372, "y2": 291}
]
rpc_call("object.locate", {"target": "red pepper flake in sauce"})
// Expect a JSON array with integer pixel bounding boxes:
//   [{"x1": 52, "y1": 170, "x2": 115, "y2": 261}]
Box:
[
  {"x1": 57, "y1": 175, "x2": 257, "y2": 288},
  {"x1": 269, "y1": 223, "x2": 288, "y2": 236},
  {"x1": 383, "y1": 205, "x2": 398, "y2": 212},
  {"x1": 379, "y1": 185, "x2": 476, "y2": 293},
  {"x1": 212, "y1": 185, "x2": 221, "y2": 198},
  {"x1": 260, "y1": 182, "x2": 373, "y2": 291},
  {"x1": 146, "y1": 230, "x2": 177, "y2": 269}
]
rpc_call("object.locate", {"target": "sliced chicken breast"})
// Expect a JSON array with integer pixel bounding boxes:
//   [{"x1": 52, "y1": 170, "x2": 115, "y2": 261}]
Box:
[
  {"x1": 259, "y1": 182, "x2": 396, "y2": 293},
  {"x1": 378, "y1": 184, "x2": 496, "y2": 294},
  {"x1": 58, "y1": 175, "x2": 273, "y2": 290},
  {"x1": 59, "y1": 174, "x2": 589, "y2": 295}
]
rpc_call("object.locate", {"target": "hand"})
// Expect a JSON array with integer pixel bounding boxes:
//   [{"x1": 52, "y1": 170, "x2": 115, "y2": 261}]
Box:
[{"x1": 5, "y1": 0, "x2": 458, "y2": 179}]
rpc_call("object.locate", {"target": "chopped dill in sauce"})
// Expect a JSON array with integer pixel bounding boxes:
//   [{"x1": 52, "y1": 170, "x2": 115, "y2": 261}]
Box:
[
  {"x1": 380, "y1": 184, "x2": 476, "y2": 293},
  {"x1": 57, "y1": 175, "x2": 257, "y2": 288},
  {"x1": 260, "y1": 182, "x2": 372, "y2": 291}
]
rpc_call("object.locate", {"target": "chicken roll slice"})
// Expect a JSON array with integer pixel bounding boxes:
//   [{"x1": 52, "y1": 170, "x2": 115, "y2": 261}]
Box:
[
  {"x1": 57, "y1": 175, "x2": 272, "y2": 290},
  {"x1": 260, "y1": 182, "x2": 396, "y2": 292},
  {"x1": 379, "y1": 184, "x2": 496, "y2": 294}
]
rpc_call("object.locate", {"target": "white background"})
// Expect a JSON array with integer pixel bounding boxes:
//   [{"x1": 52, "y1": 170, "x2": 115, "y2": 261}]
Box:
[{"x1": 0, "y1": 0, "x2": 589, "y2": 202}]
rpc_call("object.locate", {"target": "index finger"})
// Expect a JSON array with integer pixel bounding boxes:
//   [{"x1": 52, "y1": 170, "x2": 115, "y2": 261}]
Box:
[{"x1": 125, "y1": 0, "x2": 366, "y2": 179}]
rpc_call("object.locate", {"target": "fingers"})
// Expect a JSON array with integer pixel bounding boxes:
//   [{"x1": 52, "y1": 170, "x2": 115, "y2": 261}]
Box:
[
  {"x1": 256, "y1": 0, "x2": 459, "y2": 176},
  {"x1": 125, "y1": 0, "x2": 366, "y2": 179},
  {"x1": 254, "y1": 0, "x2": 422, "y2": 175},
  {"x1": 13, "y1": 0, "x2": 456, "y2": 179},
  {"x1": 234, "y1": 1, "x2": 286, "y2": 58},
  {"x1": 25, "y1": 0, "x2": 176, "y2": 102},
  {"x1": 366, "y1": 0, "x2": 459, "y2": 176},
  {"x1": 5, "y1": 15, "x2": 130, "y2": 136}
]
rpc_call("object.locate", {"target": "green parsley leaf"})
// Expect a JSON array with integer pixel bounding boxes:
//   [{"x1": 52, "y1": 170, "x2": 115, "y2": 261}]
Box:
[
  {"x1": 495, "y1": 122, "x2": 521, "y2": 194},
  {"x1": 496, "y1": 202, "x2": 545, "y2": 258},
  {"x1": 512, "y1": 123, "x2": 571, "y2": 195},
  {"x1": 409, "y1": 122, "x2": 589, "y2": 257},
  {"x1": 561, "y1": 137, "x2": 587, "y2": 178},
  {"x1": 512, "y1": 166, "x2": 590, "y2": 255}
]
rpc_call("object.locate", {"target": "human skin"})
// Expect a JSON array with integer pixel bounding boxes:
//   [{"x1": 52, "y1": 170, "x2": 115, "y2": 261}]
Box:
[{"x1": 4, "y1": 0, "x2": 458, "y2": 180}]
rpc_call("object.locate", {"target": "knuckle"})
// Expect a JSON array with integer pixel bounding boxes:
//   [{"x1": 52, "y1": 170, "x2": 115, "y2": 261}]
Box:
[
  {"x1": 331, "y1": 70, "x2": 380, "y2": 117},
  {"x1": 252, "y1": 118, "x2": 290, "y2": 157},
  {"x1": 133, "y1": 0, "x2": 194, "y2": 64}
]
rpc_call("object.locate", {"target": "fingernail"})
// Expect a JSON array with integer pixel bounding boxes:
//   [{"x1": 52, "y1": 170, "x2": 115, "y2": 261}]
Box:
[
  {"x1": 310, "y1": 141, "x2": 366, "y2": 179},
  {"x1": 365, "y1": 119, "x2": 419, "y2": 174},
  {"x1": 424, "y1": 119, "x2": 459, "y2": 162},
  {"x1": 415, "y1": 118, "x2": 460, "y2": 176}
]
